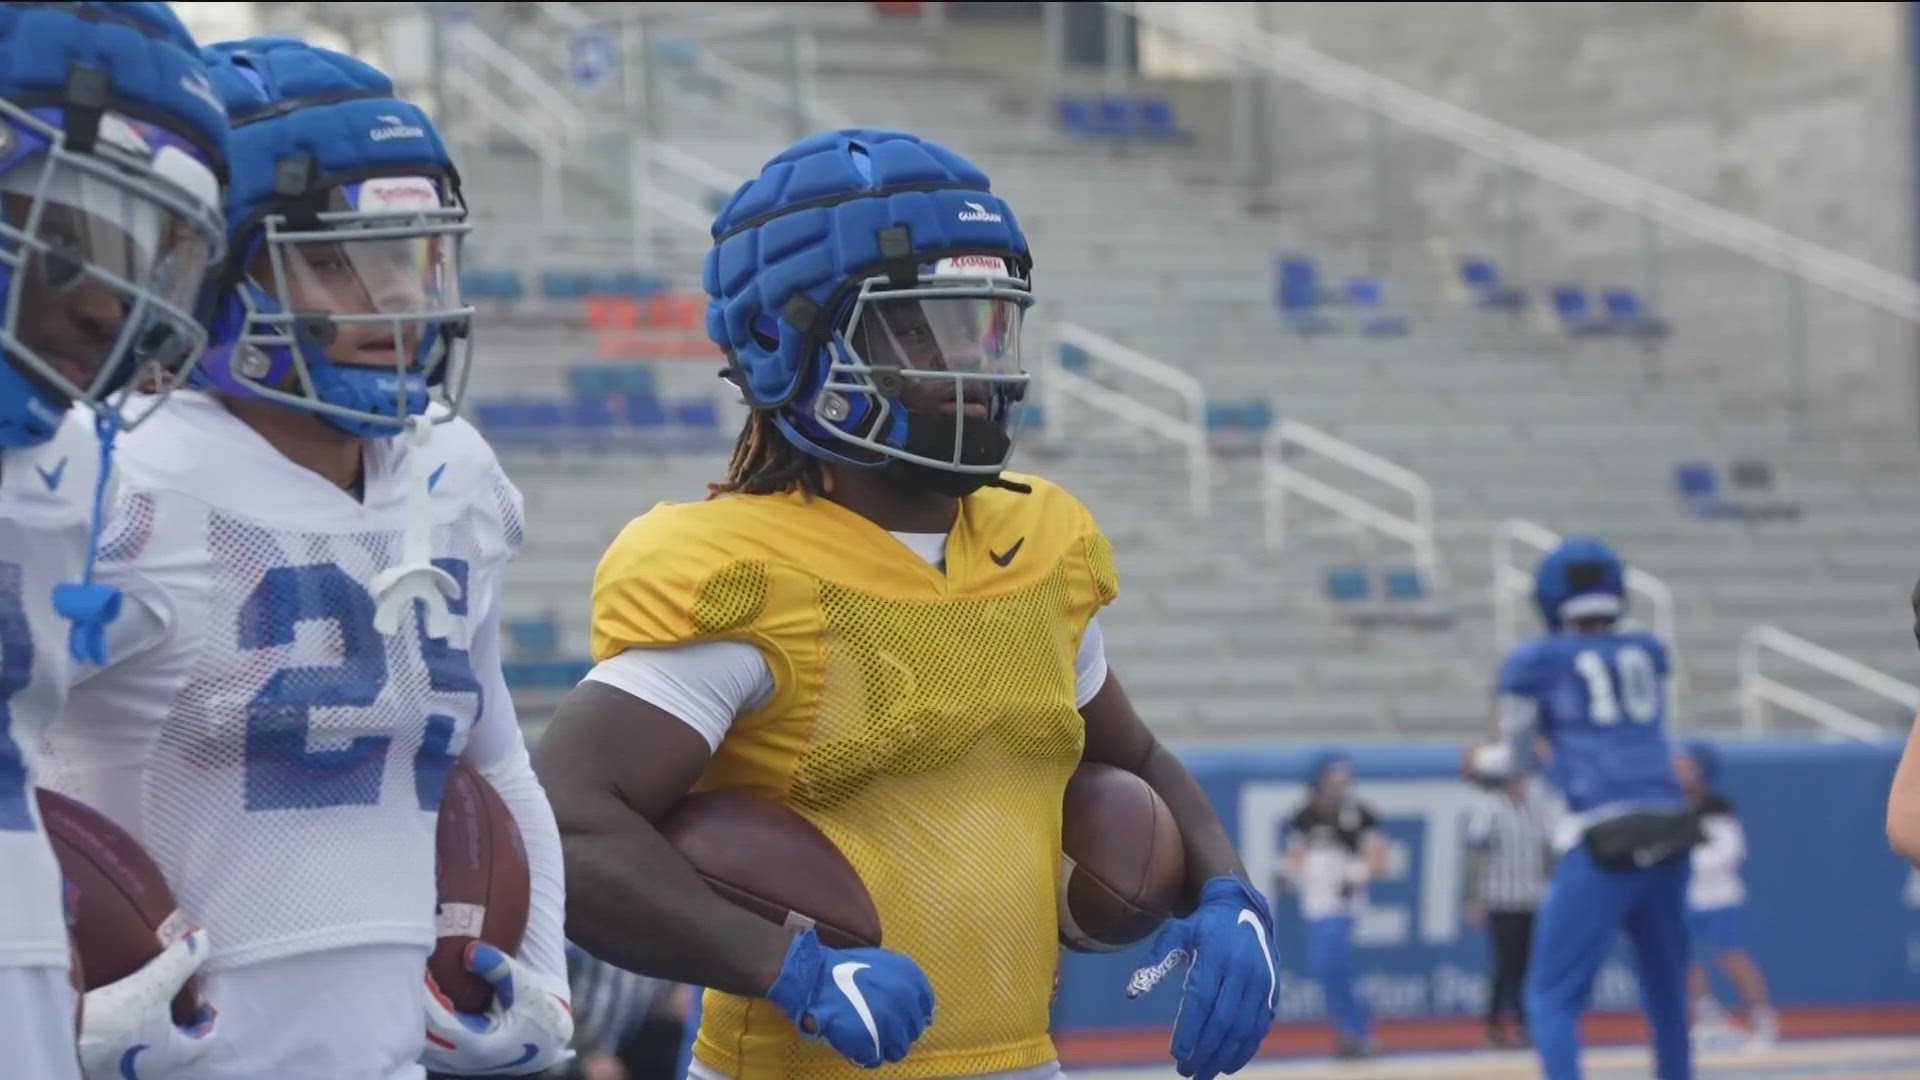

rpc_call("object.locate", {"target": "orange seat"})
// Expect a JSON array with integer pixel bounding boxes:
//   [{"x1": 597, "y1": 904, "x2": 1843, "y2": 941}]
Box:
[{"x1": 583, "y1": 296, "x2": 640, "y2": 331}]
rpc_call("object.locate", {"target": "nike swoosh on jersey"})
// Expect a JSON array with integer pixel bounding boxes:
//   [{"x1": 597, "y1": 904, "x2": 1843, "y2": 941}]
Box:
[
  {"x1": 1237, "y1": 909, "x2": 1277, "y2": 1009},
  {"x1": 989, "y1": 537, "x2": 1024, "y2": 567},
  {"x1": 830, "y1": 961, "x2": 882, "y2": 1058},
  {"x1": 428, "y1": 463, "x2": 448, "y2": 494},
  {"x1": 477, "y1": 1044, "x2": 540, "y2": 1073},
  {"x1": 37, "y1": 457, "x2": 67, "y2": 492},
  {"x1": 119, "y1": 1045, "x2": 148, "y2": 1080}
]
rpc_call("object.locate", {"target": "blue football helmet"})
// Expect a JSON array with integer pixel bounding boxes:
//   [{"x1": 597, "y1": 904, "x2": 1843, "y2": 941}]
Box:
[
  {"x1": 0, "y1": 2, "x2": 230, "y2": 450},
  {"x1": 1532, "y1": 537, "x2": 1627, "y2": 631},
  {"x1": 705, "y1": 129, "x2": 1034, "y2": 492},
  {"x1": 194, "y1": 39, "x2": 472, "y2": 438}
]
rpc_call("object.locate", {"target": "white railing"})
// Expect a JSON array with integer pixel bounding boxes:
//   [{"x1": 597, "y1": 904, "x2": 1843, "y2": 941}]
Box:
[
  {"x1": 448, "y1": 23, "x2": 586, "y2": 149},
  {"x1": 1042, "y1": 324, "x2": 1210, "y2": 518},
  {"x1": 1116, "y1": 1, "x2": 1920, "y2": 326},
  {"x1": 1261, "y1": 419, "x2": 1441, "y2": 589},
  {"x1": 1740, "y1": 626, "x2": 1915, "y2": 742},
  {"x1": 1491, "y1": 519, "x2": 1686, "y2": 704},
  {"x1": 444, "y1": 68, "x2": 565, "y2": 231}
]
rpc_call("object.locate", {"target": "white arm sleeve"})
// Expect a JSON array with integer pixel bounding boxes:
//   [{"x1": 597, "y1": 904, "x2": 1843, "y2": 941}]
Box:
[
  {"x1": 583, "y1": 613, "x2": 1113, "y2": 750},
  {"x1": 459, "y1": 585, "x2": 569, "y2": 997},
  {"x1": 1695, "y1": 815, "x2": 1746, "y2": 873}
]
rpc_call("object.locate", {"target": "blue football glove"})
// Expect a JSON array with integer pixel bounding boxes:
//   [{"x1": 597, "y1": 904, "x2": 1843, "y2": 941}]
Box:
[
  {"x1": 1127, "y1": 876, "x2": 1279, "y2": 1080},
  {"x1": 764, "y1": 929, "x2": 935, "y2": 1068}
]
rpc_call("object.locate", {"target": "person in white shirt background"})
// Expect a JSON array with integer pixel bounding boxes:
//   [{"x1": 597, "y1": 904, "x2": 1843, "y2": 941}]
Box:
[
  {"x1": 1675, "y1": 740, "x2": 1777, "y2": 1051},
  {"x1": 1279, "y1": 752, "x2": 1391, "y2": 1060}
]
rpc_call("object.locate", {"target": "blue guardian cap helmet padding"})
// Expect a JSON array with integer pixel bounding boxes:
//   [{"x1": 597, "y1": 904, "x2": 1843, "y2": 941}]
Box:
[
  {"x1": 1532, "y1": 537, "x2": 1627, "y2": 632},
  {"x1": 704, "y1": 128, "x2": 1035, "y2": 496},
  {"x1": 194, "y1": 38, "x2": 473, "y2": 438},
  {"x1": 0, "y1": 1, "x2": 230, "y2": 450}
]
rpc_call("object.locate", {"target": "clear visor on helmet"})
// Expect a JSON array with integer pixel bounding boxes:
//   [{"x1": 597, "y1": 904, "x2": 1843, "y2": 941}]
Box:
[
  {"x1": 256, "y1": 176, "x2": 465, "y2": 362},
  {"x1": 0, "y1": 109, "x2": 224, "y2": 425},
  {"x1": 853, "y1": 292, "x2": 1024, "y2": 377}
]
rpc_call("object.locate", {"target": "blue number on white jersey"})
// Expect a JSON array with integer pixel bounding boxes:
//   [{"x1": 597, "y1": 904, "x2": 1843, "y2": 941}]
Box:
[
  {"x1": 242, "y1": 559, "x2": 479, "y2": 813},
  {"x1": 0, "y1": 563, "x2": 34, "y2": 831}
]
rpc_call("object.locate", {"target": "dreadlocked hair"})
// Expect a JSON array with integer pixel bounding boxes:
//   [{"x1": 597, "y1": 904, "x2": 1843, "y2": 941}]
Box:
[{"x1": 708, "y1": 410, "x2": 831, "y2": 499}]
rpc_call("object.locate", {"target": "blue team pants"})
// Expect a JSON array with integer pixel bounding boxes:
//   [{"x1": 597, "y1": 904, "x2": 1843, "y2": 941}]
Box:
[
  {"x1": 1526, "y1": 843, "x2": 1692, "y2": 1080},
  {"x1": 1308, "y1": 914, "x2": 1370, "y2": 1047}
]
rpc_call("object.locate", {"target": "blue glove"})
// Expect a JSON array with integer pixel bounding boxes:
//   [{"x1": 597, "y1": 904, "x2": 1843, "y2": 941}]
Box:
[
  {"x1": 764, "y1": 929, "x2": 935, "y2": 1068},
  {"x1": 1127, "y1": 876, "x2": 1279, "y2": 1080}
]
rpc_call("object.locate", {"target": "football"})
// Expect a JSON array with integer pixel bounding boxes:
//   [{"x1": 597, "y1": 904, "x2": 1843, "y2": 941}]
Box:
[
  {"x1": 432, "y1": 763, "x2": 531, "y2": 1014},
  {"x1": 37, "y1": 788, "x2": 201, "y2": 1026},
  {"x1": 660, "y1": 791, "x2": 882, "y2": 948},
  {"x1": 1058, "y1": 762, "x2": 1187, "y2": 953}
]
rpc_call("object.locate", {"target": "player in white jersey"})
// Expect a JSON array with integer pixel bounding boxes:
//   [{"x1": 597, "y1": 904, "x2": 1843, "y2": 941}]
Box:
[
  {"x1": 0, "y1": 4, "x2": 230, "y2": 1078},
  {"x1": 36, "y1": 37, "x2": 572, "y2": 1080}
]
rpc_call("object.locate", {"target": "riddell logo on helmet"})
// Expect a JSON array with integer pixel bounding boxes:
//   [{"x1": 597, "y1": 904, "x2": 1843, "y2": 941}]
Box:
[
  {"x1": 370, "y1": 114, "x2": 427, "y2": 142},
  {"x1": 957, "y1": 200, "x2": 1003, "y2": 223}
]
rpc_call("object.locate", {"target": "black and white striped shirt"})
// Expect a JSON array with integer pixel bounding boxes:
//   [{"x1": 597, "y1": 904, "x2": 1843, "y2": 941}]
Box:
[
  {"x1": 1464, "y1": 787, "x2": 1557, "y2": 912},
  {"x1": 562, "y1": 942, "x2": 671, "y2": 1057}
]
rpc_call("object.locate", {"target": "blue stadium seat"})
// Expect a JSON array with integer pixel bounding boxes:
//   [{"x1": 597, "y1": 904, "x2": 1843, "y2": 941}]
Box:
[
  {"x1": 540, "y1": 271, "x2": 596, "y2": 302},
  {"x1": 502, "y1": 659, "x2": 593, "y2": 692},
  {"x1": 1058, "y1": 343, "x2": 1092, "y2": 373},
  {"x1": 1343, "y1": 276, "x2": 1410, "y2": 337},
  {"x1": 1549, "y1": 286, "x2": 1613, "y2": 336},
  {"x1": 567, "y1": 366, "x2": 616, "y2": 400},
  {"x1": 1095, "y1": 97, "x2": 1131, "y2": 136},
  {"x1": 1277, "y1": 256, "x2": 1338, "y2": 335},
  {"x1": 1133, "y1": 97, "x2": 1194, "y2": 143},
  {"x1": 1457, "y1": 257, "x2": 1524, "y2": 311},
  {"x1": 461, "y1": 269, "x2": 525, "y2": 302},
  {"x1": 1056, "y1": 97, "x2": 1110, "y2": 139},
  {"x1": 506, "y1": 617, "x2": 561, "y2": 659},
  {"x1": 590, "y1": 271, "x2": 669, "y2": 299},
  {"x1": 1324, "y1": 566, "x2": 1373, "y2": 604},
  {"x1": 671, "y1": 399, "x2": 720, "y2": 430},
  {"x1": 1014, "y1": 403, "x2": 1047, "y2": 434},
  {"x1": 1675, "y1": 462, "x2": 1734, "y2": 519},
  {"x1": 1204, "y1": 400, "x2": 1273, "y2": 434},
  {"x1": 622, "y1": 392, "x2": 669, "y2": 428},
  {"x1": 652, "y1": 38, "x2": 698, "y2": 67},
  {"x1": 1383, "y1": 566, "x2": 1428, "y2": 602},
  {"x1": 610, "y1": 366, "x2": 657, "y2": 398},
  {"x1": 1601, "y1": 288, "x2": 1669, "y2": 340}
]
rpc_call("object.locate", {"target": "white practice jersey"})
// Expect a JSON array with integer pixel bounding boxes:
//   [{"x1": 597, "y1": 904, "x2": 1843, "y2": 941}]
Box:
[
  {"x1": 0, "y1": 410, "x2": 108, "y2": 970},
  {"x1": 39, "y1": 392, "x2": 526, "y2": 974}
]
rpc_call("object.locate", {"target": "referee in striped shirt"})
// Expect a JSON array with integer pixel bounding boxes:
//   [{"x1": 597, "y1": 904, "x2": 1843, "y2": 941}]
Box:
[{"x1": 1463, "y1": 775, "x2": 1558, "y2": 1049}]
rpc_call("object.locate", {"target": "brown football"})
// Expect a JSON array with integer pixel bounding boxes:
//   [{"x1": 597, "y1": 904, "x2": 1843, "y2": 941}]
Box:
[
  {"x1": 1058, "y1": 762, "x2": 1187, "y2": 952},
  {"x1": 660, "y1": 791, "x2": 882, "y2": 948},
  {"x1": 432, "y1": 763, "x2": 530, "y2": 1014},
  {"x1": 37, "y1": 788, "x2": 201, "y2": 1025}
]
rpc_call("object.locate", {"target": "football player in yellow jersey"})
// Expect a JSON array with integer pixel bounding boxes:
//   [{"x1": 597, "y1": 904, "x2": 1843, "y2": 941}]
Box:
[{"x1": 533, "y1": 129, "x2": 1280, "y2": 1080}]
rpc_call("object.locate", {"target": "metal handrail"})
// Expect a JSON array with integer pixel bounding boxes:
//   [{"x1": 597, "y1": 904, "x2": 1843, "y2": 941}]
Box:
[
  {"x1": 1261, "y1": 419, "x2": 1440, "y2": 589},
  {"x1": 1116, "y1": 1, "x2": 1920, "y2": 325},
  {"x1": 1739, "y1": 625, "x2": 1914, "y2": 742},
  {"x1": 449, "y1": 22, "x2": 586, "y2": 148},
  {"x1": 1491, "y1": 519, "x2": 1686, "y2": 705},
  {"x1": 1043, "y1": 324, "x2": 1210, "y2": 518},
  {"x1": 444, "y1": 68, "x2": 564, "y2": 231}
]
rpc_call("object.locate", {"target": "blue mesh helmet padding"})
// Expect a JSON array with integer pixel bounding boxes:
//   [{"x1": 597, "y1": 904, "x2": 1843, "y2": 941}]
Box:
[
  {"x1": 194, "y1": 38, "x2": 473, "y2": 438},
  {"x1": 704, "y1": 129, "x2": 1034, "y2": 475},
  {"x1": 0, "y1": 2, "x2": 230, "y2": 449}
]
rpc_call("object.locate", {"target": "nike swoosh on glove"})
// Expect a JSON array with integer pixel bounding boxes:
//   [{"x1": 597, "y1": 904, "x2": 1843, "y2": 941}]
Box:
[
  {"x1": 422, "y1": 943, "x2": 575, "y2": 1077},
  {"x1": 1127, "y1": 877, "x2": 1279, "y2": 1080},
  {"x1": 764, "y1": 928, "x2": 936, "y2": 1068},
  {"x1": 78, "y1": 927, "x2": 217, "y2": 1080}
]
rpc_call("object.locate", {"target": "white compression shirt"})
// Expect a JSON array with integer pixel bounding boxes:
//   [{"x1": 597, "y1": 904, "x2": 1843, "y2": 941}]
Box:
[{"x1": 584, "y1": 530, "x2": 1111, "y2": 750}]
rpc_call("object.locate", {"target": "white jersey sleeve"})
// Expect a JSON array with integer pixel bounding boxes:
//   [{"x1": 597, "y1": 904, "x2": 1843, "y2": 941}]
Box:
[
  {"x1": 456, "y1": 566, "x2": 568, "y2": 995},
  {"x1": 39, "y1": 394, "x2": 527, "y2": 980},
  {"x1": 585, "y1": 614, "x2": 1113, "y2": 752},
  {"x1": 0, "y1": 408, "x2": 112, "y2": 969}
]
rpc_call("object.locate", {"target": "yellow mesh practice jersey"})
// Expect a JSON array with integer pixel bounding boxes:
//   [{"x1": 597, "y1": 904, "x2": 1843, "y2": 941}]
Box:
[{"x1": 592, "y1": 472, "x2": 1118, "y2": 1080}]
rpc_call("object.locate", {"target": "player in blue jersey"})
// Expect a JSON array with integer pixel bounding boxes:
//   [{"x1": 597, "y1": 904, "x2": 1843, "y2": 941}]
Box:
[{"x1": 1494, "y1": 538, "x2": 1698, "y2": 1080}]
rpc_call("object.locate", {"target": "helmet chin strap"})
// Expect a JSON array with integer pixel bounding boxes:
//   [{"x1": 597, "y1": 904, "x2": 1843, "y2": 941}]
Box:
[
  {"x1": 370, "y1": 414, "x2": 460, "y2": 636},
  {"x1": 876, "y1": 406, "x2": 1030, "y2": 499}
]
